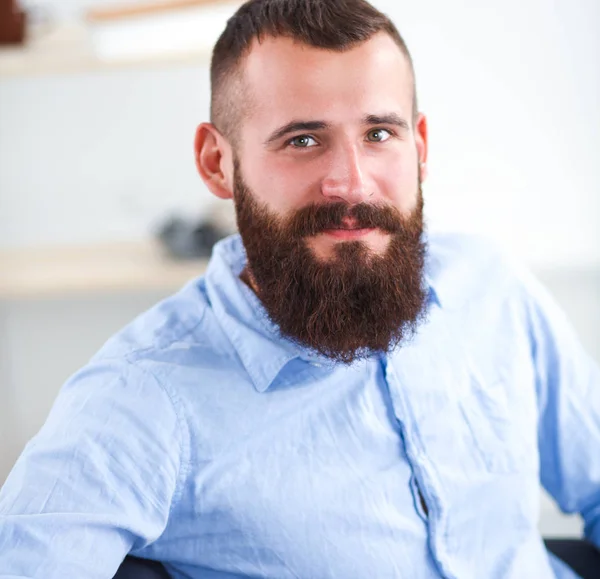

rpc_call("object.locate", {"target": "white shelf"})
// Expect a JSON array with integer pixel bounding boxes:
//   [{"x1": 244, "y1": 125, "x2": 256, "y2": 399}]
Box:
[
  {"x1": 0, "y1": 240, "x2": 208, "y2": 299},
  {"x1": 0, "y1": 22, "x2": 212, "y2": 78}
]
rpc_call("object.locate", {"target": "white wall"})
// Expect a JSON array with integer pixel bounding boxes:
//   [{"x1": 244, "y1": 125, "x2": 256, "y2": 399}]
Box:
[
  {"x1": 376, "y1": 0, "x2": 600, "y2": 268},
  {"x1": 1, "y1": 0, "x2": 599, "y2": 538},
  {"x1": 0, "y1": 65, "x2": 214, "y2": 247}
]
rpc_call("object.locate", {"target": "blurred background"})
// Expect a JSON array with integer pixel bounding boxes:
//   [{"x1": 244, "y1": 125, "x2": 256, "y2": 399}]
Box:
[{"x1": 0, "y1": 0, "x2": 598, "y2": 539}]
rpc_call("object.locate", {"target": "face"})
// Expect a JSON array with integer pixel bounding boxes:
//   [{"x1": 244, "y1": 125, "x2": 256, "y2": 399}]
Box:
[
  {"x1": 195, "y1": 31, "x2": 430, "y2": 362},
  {"x1": 235, "y1": 32, "x2": 427, "y2": 260}
]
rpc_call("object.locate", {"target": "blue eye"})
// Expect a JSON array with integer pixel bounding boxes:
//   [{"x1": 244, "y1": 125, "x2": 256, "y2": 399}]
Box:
[
  {"x1": 367, "y1": 128, "x2": 392, "y2": 142},
  {"x1": 289, "y1": 135, "x2": 317, "y2": 148}
]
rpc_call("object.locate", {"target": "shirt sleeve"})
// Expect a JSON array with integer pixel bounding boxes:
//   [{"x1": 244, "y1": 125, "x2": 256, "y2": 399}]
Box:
[
  {"x1": 521, "y1": 269, "x2": 600, "y2": 546},
  {"x1": 0, "y1": 357, "x2": 184, "y2": 579}
]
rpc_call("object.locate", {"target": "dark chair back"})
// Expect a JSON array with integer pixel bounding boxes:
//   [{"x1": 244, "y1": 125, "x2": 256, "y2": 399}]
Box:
[
  {"x1": 112, "y1": 540, "x2": 600, "y2": 579},
  {"x1": 544, "y1": 539, "x2": 600, "y2": 579},
  {"x1": 113, "y1": 556, "x2": 171, "y2": 579}
]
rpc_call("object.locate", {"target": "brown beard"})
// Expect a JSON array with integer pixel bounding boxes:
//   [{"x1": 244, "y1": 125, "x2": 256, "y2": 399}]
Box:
[{"x1": 233, "y1": 158, "x2": 429, "y2": 364}]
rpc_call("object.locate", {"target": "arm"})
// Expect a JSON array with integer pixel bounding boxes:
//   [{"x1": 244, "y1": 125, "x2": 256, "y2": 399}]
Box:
[
  {"x1": 522, "y1": 270, "x2": 600, "y2": 546},
  {"x1": 0, "y1": 358, "x2": 184, "y2": 579}
]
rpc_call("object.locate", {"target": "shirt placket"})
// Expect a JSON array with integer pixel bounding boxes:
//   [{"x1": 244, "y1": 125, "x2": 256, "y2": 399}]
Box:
[{"x1": 381, "y1": 355, "x2": 457, "y2": 579}]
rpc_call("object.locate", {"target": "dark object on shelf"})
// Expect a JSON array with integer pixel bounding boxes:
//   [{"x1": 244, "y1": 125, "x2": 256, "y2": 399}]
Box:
[
  {"x1": 157, "y1": 216, "x2": 229, "y2": 259},
  {"x1": 0, "y1": 0, "x2": 26, "y2": 45}
]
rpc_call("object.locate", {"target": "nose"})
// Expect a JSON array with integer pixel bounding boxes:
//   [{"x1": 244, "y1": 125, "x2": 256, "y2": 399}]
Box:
[{"x1": 320, "y1": 144, "x2": 371, "y2": 204}]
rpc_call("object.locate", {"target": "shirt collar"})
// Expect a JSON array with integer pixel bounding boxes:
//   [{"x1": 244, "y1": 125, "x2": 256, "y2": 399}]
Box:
[
  {"x1": 204, "y1": 235, "x2": 304, "y2": 393},
  {"x1": 204, "y1": 234, "x2": 443, "y2": 392},
  {"x1": 424, "y1": 258, "x2": 443, "y2": 308}
]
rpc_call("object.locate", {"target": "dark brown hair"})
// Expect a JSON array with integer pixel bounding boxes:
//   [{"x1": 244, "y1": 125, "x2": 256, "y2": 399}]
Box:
[{"x1": 210, "y1": 0, "x2": 417, "y2": 144}]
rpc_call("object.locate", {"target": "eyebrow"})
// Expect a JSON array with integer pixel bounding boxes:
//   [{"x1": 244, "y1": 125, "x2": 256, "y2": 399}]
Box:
[
  {"x1": 263, "y1": 113, "x2": 410, "y2": 146},
  {"x1": 264, "y1": 121, "x2": 329, "y2": 146},
  {"x1": 363, "y1": 113, "x2": 410, "y2": 132}
]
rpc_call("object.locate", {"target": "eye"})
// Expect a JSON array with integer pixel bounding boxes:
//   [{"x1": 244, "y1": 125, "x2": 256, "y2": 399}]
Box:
[
  {"x1": 288, "y1": 135, "x2": 318, "y2": 148},
  {"x1": 366, "y1": 128, "x2": 392, "y2": 143}
]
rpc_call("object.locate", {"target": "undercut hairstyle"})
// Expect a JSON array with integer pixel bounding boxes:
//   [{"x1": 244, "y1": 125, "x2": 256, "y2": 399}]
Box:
[{"x1": 210, "y1": 0, "x2": 418, "y2": 146}]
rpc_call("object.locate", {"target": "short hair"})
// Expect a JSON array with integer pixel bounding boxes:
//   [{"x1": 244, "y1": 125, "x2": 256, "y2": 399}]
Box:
[{"x1": 210, "y1": 0, "x2": 417, "y2": 145}]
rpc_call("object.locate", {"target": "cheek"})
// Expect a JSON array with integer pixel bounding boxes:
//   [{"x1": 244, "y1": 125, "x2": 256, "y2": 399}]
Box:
[
  {"x1": 372, "y1": 155, "x2": 420, "y2": 214},
  {"x1": 247, "y1": 154, "x2": 318, "y2": 213}
]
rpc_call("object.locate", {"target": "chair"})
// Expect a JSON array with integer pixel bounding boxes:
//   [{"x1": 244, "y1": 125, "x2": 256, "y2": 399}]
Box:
[
  {"x1": 544, "y1": 539, "x2": 600, "y2": 579},
  {"x1": 113, "y1": 539, "x2": 600, "y2": 579},
  {"x1": 113, "y1": 556, "x2": 171, "y2": 579}
]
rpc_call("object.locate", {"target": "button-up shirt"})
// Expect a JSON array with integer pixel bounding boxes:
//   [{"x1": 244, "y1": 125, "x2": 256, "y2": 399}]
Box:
[{"x1": 1, "y1": 233, "x2": 599, "y2": 579}]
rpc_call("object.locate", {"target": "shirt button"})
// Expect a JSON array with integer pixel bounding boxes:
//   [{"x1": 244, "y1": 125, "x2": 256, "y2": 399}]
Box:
[{"x1": 311, "y1": 362, "x2": 322, "y2": 368}]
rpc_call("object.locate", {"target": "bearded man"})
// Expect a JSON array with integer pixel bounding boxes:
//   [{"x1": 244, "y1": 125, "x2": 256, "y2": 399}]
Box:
[{"x1": 1, "y1": 1, "x2": 599, "y2": 578}]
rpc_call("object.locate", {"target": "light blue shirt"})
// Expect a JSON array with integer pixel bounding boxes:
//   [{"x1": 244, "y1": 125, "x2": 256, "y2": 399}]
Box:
[{"x1": 1, "y1": 233, "x2": 599, "y2": 579}]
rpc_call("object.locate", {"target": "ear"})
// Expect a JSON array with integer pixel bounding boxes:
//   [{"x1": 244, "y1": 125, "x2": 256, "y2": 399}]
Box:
[
  {"x1": 414, "y1": 112, "x2": 429, "y2": 182},
  {"x1": 194, "y1": 123, "x2": 234, "y2": 200}
]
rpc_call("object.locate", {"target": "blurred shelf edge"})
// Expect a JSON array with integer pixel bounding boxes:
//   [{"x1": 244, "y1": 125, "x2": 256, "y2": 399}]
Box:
[
  {"x1": 0, "y1": 21, "x2": 213, "y2": 78},
  {"x1": 0, "y1": 240, "x2": 208, "y2": 300},
  {"x1": 0, "y1": 0, "x2": 244, "y2": 78}
]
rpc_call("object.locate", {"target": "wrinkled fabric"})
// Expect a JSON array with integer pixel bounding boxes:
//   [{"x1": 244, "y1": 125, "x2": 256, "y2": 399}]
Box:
[{"x1": 1, "y1": 233, "x2": 598, "y2": 579}]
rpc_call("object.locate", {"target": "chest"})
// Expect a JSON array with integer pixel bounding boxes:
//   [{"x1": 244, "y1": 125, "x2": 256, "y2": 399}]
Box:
[{"x1": 163, "y1": 312, "x2": 541, "y2": 578}]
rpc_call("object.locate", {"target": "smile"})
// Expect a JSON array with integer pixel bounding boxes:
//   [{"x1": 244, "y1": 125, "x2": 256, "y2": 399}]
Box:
[{"x1": 323, "y1": 227, "x2": 376, "y2": 240}]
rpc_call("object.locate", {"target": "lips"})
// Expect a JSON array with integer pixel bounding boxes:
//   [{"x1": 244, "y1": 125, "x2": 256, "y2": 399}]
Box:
[
  {"x1": 322, "y1": 217, "x2": 375, "y2": 238},
  {"x1": 323, "y1": 227, "x2": 375, "y2": 240}
]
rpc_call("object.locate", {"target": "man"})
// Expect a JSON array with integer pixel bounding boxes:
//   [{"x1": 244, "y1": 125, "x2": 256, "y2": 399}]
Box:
[{"x1": 0, "y1": 0, "x2": 599, "y2": 577}]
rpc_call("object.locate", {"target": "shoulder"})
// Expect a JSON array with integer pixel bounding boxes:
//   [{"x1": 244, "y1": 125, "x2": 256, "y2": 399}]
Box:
[{"x1": 89, "y1": 276, "x2": 237, "y2": 378}]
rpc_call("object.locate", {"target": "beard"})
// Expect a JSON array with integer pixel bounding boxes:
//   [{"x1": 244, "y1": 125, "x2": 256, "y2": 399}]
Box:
[{"x1": 232, "y1": 159, "x2": 429, "y2": 364}]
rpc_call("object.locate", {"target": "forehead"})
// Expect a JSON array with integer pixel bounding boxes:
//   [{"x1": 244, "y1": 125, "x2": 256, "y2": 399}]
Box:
[{"x1": 240, "y1": 32, "x2": 414, "y2": 130}]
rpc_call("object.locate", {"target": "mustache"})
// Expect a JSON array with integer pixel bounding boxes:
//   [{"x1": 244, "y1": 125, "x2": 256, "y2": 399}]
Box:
[{"x1": 284, "y1": 202, "x2": 405, "y2": 238}]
